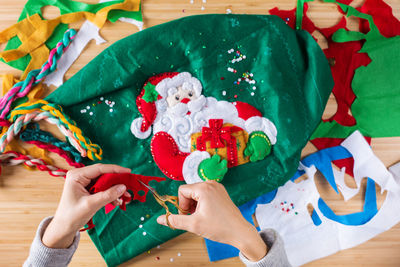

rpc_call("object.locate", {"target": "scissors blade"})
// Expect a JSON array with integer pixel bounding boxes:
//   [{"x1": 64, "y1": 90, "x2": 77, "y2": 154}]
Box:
[{"x1": 137, "y1": 179, "x2": 157, "y2": 194}]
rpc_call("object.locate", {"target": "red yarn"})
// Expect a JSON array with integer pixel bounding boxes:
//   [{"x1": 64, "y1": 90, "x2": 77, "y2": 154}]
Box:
[
  {"x1": 25, "y1": 140, "x2": 85, "y2": 168},
  {"x1": 0, "y1": 151, "x2": 67, "y2": 177}
]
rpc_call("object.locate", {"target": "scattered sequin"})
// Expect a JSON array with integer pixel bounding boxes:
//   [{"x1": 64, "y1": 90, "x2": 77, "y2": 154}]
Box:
[
  {"x1": 156, "y1": 256, "x2": 160, "y2": 260},
  {"x1": 89, "y1": 112, "x2": 93, "y2": 116},
  {"x1": 251, "y1": 92, "x2": 255, "y2": 96},
  {"x1": 201, "y1": 6, "x2": 205, "y2": 10},
  {"x1": 143, "y1": 232, "x2": 147, "y2": 236},
  {"x1": 226, "y1": 8, "x2": 232, "y2": 14},
  {"x1": 157, "y1": 245, "x2": 161, "y2": 249},
  {"x1": 141, "y1": 217, "x2": 145, "y2": 221},
  {"x1": 170, "y1": 258, "x2": 174, "y2": 262},
  {"x1": 177, "y1": 252, "x2": 182, "y2": 257},
  {"x1": 139, "y1": 224, "x2": 143, "y2": 228},
  {"x1": 109, "y1": 109, "x2": 113, "y2": 112},
  {"x1": 146, "y1": 214, "x2": 150, "y2": 218},
  {"x1": 147, "y1": 250, "x2": 151, "y2": 254},
  {"x1": 222, "y1": 91, "x2": 227, "y2": 96},
  {"x1": 86, "y1": 106, "x2": 90, "y2": 109},
  {"x1": 100, "y1": 97, "x2": 104, "y2": 101}
]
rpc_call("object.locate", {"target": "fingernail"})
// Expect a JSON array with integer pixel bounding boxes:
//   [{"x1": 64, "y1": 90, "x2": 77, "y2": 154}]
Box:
[
  {"x1": 117, "y1": 185, "x2": 126, "y2": 194},
  {"x1": 156, "y1": 216, "x2": 165, "y2": 225}
]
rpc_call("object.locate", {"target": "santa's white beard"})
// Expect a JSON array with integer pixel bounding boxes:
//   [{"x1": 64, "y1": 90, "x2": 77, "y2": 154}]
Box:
[{"x1": 153, "y1": 96, "x2": 246, "y2": 152}]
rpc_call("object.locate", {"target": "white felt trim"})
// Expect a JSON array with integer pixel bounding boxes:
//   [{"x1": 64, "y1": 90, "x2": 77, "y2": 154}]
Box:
[
  {"x1": 245, "y1": 116, "x2": 277, "y2": 145},
  {"x1": 182, "y1": 151, "x2": 210, "y2": 184},
  {"x1": 130, "y1": 117, "x2": 151, "y2": 139},
  {"x1": 44, "y1": 21, "x2": 106, "y2": 87},
  {"x1": 255, "y1": 130, "x2": 400, "y2": 267},
  {"x1": 155, "y1": 72, "x2": 202, "y2": 98},
  {"x1": 341, "y1": 131, "x2": 398, "y2": 192}
]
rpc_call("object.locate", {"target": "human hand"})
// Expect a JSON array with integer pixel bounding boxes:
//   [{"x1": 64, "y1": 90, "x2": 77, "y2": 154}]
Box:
[
  {"x1": 156, "y1": 181, "x2": 268, "y2": 261},
  {"x1": 244, "y1": 131, "x2": 272, "y2": 162},
  {"x1": 198, "y1": 154, "x2": 228, "y2": 182},
  {"x1": 42, "y1": 164, "x2": 131, "y2": 249}
]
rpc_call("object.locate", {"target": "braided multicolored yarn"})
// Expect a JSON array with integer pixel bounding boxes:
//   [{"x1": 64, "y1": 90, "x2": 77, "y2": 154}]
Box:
[
  {"x1": 2, "y1": 99, "x2": 102, "y2": 160},
  {"x1": 20, "y1": 126, "x2": 83, "y2": 163},
  {"x1": 0, "y1": 151, "x2": 67, "y2": 177},
  {"x1": 0, "y1": 111, "x2": 86, "y2": 157},
  {"x1": 0, "y1": 29, "x2": 77, "y2": 119},
  {"x1": 25, "y1": 140, "x2": 84, "y2": 168}
]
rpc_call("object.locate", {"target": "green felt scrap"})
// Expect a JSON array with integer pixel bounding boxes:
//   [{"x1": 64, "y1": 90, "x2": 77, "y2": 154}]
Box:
[
  {"x1": 312, "y1": 2, "x2": 400, "y2": 138},
  {"x1": 46, "y1": 14, "x2": 332, "y2": 266},
  {"x1": 2, "y1": 0, "x2": 143, "y2": 71}
]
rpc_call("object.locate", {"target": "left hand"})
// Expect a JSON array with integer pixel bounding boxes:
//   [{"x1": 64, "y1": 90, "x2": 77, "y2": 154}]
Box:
[
  {"x1": 42, "y1": 164, "x2": 131, "y2": 249},
  {"x1": 244, "y1": 131, "x2": 272, "y2": 162}
]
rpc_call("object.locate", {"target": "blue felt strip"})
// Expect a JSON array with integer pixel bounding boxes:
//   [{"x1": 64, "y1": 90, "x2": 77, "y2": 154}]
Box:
[
  {"x1": 317, "y1": 178, "x2": 378, "y2": 225},
  {"x1": 204, "y1": 189, "x2": 277, "y2": 262}
]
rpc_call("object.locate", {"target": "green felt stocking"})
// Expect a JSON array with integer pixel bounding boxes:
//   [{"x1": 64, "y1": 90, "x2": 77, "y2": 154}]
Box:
[{"x1": 46, "y1": 14, "x2": 332, "y2": 266}]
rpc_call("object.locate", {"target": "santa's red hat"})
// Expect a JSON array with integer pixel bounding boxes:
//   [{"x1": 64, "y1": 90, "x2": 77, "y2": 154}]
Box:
[{"x1": 131, "y1": 72, "x2": 203, "y2": 139}]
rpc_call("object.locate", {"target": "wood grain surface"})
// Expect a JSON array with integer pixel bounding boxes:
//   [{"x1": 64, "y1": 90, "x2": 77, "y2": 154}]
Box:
[{"x1": 1, "y1": 0, "x2": 400, "y2": 266}]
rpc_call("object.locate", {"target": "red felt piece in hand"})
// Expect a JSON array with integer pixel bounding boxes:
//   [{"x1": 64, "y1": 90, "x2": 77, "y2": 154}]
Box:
[
  {"x1": 81, "y1": 173, "x2": 166, "y2": 231},
  {"x1": 90, "y1": 173, "x2": 165, "y2": 213}
]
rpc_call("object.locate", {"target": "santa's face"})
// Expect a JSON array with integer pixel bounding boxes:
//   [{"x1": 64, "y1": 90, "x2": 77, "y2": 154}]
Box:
[{"x1": 166, "y1": 85, "x2": 198, "y2": 108}]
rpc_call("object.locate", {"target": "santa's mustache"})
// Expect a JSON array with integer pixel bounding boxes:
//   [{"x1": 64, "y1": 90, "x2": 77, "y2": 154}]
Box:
[{"x1": 168, "y1": 95, "x2": 206, "y2": 116}]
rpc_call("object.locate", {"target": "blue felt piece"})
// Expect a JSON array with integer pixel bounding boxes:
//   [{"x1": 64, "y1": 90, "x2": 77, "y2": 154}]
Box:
[
  {"x1": 301, "y1": 146, "x2": 352, "y2": 193},
  {"x1": 205, "y1": 144, "x2": 380, "y2": 262},
  {"x1": 318, "y1": 178, "x2": 378, "y2": 225},
  {"x1": 311, "y1": 209, "x2": 322, "y2": 226},
  {"x1": 204, "y1": 190, "x2": 277, "y2": 262}
]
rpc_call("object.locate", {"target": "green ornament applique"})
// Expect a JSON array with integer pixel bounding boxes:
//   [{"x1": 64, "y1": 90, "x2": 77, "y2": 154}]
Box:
[{"x1": 142, "y1": 83, "x2": 159, "y2": 103}]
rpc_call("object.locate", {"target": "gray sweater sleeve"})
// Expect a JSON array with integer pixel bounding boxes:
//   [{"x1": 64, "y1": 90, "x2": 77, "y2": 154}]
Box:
[
  {"x1": 239, "y1": 229, "x2": 292, "y2": 267},
  {"x1": 23, "y1": 216, "x2": 80, "y2": 267}
]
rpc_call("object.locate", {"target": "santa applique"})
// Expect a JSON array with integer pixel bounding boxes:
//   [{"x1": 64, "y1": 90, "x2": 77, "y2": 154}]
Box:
[{"x1": 131, "y1": 72, "x2": 277, "y2": 184}]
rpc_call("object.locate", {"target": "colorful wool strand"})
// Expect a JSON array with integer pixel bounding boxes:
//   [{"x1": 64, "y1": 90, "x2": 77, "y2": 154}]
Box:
[
  {"x1": 0, "y1": 29, "x2": 77, "y2": 120},
  {"x1": 6, "y1": 100, "x2": 102, "y2": 160},
  {"x1": 25, "y1": 140, "x2": 84, "y2": 168},
  {"x1": 0, "y1": 151, "x2": 67, "y2": 177},
  {"x1": 20, "y1": 126, "x2": 83, "y2": 163},
  {"x1": 0, "y1": 111, "x2": 85, "y2": 157}
]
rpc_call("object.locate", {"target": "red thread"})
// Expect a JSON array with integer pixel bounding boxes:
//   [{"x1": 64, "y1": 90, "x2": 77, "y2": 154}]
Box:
[
  {"x1": 0, "y1": 151, "x2": 67, "y2": 177},
  {"x1": 25, "y1": 140, "x2": 85, "y2": 168}
]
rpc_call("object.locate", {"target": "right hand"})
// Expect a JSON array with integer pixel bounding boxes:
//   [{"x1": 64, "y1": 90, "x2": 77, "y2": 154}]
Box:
[
  {"x1": 198, "y1": 154, "x2": 228, "y2": 182},
  {"x1": 156, "y1": 181, "x2": 268, "y2": 261}
]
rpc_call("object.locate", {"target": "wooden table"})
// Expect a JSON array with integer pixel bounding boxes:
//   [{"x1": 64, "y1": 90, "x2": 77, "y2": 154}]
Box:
[{"x1": 1, "y1": 0, "x2": 400, "y2": 266}]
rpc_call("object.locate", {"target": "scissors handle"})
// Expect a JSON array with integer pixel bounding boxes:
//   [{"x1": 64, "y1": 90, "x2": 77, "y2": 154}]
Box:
[{"x1": 162, "y1": 195, "x2": 184, "y2": 213}]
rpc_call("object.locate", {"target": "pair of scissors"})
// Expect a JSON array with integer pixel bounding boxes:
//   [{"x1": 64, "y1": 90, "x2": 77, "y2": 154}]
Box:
[{"x1": 138, "y1": 180, "x2": 184, "y2": 230}]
